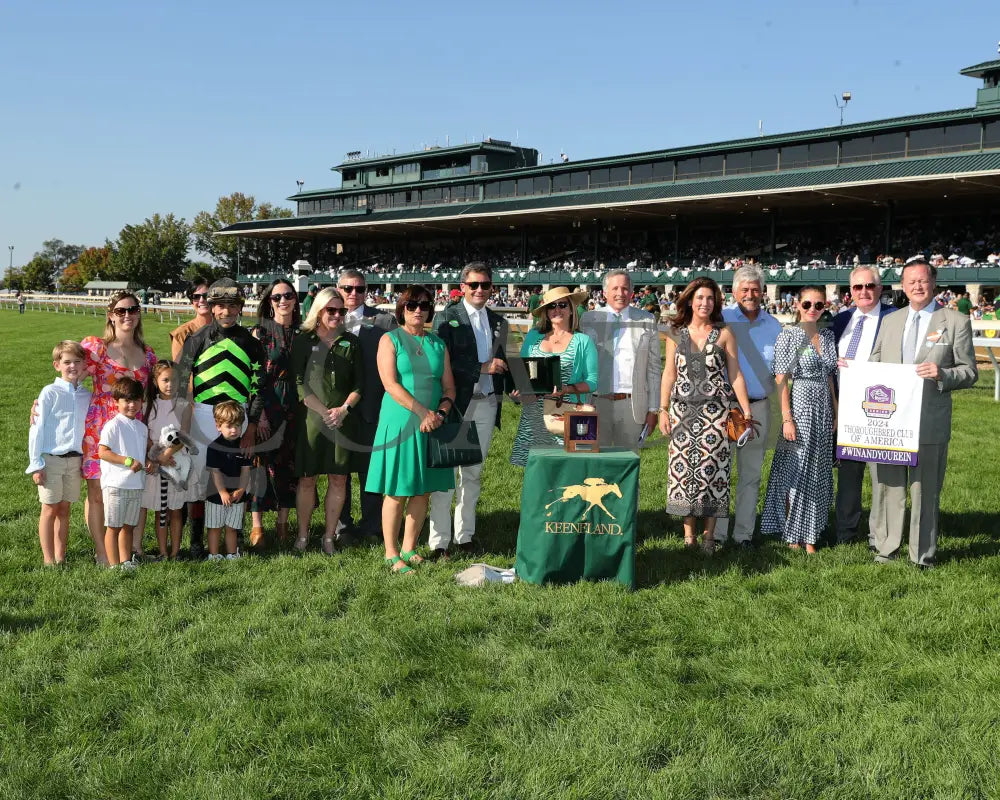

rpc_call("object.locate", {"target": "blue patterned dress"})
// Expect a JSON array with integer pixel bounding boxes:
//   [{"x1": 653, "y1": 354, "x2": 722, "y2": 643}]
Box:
[{"x1": 761, "y1": 326, "x2": 838, "y2": 545}]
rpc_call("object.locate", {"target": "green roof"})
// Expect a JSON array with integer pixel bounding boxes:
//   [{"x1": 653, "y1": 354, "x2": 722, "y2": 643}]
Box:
[
  {"x1": 332, "y1": 141, "x2": 527, "y2": 171},
  {"x1": 961, "y1": 59, "x2": 1000, "y2": 78},
  {"x1": 222, "y1": 151, "x2": 1000, "y2": 236}
]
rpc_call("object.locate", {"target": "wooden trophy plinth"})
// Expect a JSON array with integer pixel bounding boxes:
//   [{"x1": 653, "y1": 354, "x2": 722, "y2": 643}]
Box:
[{"x1": 564, "y1": 410, "x2": 599, "y2": 453}]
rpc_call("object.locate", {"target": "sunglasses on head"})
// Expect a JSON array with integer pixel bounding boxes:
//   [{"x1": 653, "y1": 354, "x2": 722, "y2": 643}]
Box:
[
  {"x1": 405, "y1": 300, "x2": 432, "y2": 312},
  {"x1": 799, "y1": 300, "x2": 826, "y2": 311},
  {"x1": 191, "y1": 292, "x2": 208, "y2": 301},
  {"x1": 111, "y1": 305, "x2": 141, "y2": 317},
  {"x1": 464, "y1": 281, "x2": 492, "y2": 290},
  {"x1": 339, "y1": 284, "x2": 366, "y2": 293},
  {"x1": 851, "y1": 283, "x2": 878, "y2": 292},
  {"x1": 549, "y1": 301, "x2": 571, "y2": 310},
  {"x1": 323, "y1": 306, "x2": 346, "y2": 316},
  {"x1": 270, "y1": 291, "x2": 296, "y2": 302}
]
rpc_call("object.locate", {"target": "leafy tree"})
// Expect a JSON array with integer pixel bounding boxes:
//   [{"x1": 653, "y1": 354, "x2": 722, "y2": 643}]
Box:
[
  {"x1": 39, "y1": 239, "x2": 85, "y2": 272},
  {"x1": 22, "y1": 255, "x2": 56, "y2": 291},
  {"x1": 109, "y1": 214, "x2": 191, "y2": 288},
  {"x1": 192, "y1": 192, "x2": 293, "y2": 274},
  {"x1": 4, "y1": 267, "x2": 25, "y2": 291},
  {"x1": 62, "y1": 245, "x2": 112, "y2": 290}
]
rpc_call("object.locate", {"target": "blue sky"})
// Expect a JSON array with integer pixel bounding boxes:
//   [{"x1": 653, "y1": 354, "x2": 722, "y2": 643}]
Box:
[{"x1": 1, "y1": 0, "x2": 996, "y2": 270}]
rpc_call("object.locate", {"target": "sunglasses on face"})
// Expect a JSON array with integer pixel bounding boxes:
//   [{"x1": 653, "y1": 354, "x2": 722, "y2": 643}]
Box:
[
  {"x1": 851, "y1": 283, "x2": 878, "y2": 292},
  {"x1": 111, "y1": 306, "x2": 141, "y2": 317},
  {"x1": 799, "y1": 300, "x2": 826, "y2": 311},
  {"x1": 323, "y1": 307, "x2": 346, "y2": 317},
  {"x1": 270, "y1": 291, "x2": 296, "y2": 303},
  {"x1": 464, "y1": 281, "x2": 492, "y2": 290},
  {"x1": 191, "y1": 292, "x2": 208, "y2": 302},
  {"x1": 405, "y1": 300, "x2": 432, "y2": 312},
  {"x1": 339, "y1": 285, "x2": 366, "y2": 294},
  {"x1": 549, "y1": 302, "x2": 570, "y2": 310}
]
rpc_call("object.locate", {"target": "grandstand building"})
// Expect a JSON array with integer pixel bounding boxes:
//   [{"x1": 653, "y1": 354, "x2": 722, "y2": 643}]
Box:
[{"x1": 221, "y1": 58, "x2": 1000, "y2": 301}]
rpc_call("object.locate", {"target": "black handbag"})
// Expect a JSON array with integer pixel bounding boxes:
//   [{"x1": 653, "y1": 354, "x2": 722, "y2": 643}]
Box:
[{"x1": 426, "y1": 409, "x2": 483, "y2": 469}]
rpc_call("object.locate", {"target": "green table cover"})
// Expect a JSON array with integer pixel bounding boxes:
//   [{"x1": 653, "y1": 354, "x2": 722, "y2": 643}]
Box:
[{"x1": 515, "y1": 447, "x2": 638, "y2": 588}]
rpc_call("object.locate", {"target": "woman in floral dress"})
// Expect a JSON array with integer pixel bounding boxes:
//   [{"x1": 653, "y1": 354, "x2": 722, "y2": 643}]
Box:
[{"x1": 80, "y1": 291, "x2": 157, "y2": 562}]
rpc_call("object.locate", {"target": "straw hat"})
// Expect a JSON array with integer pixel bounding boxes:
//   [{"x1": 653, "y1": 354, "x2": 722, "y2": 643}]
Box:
[{"x1": 532, "y1": 286, "x2": 590, "y2": 316}]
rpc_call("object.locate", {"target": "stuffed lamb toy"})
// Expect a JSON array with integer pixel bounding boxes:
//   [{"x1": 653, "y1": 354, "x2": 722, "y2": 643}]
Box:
[{"x1": 149, "y1": 424, "x2": 199, "y2": 490}]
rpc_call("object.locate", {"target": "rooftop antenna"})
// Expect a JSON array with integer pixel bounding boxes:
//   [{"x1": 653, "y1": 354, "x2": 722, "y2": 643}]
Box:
[
  {"x1": 295, "y1": 180, "x2": 304, "y2": 193},
  {"x1": 835, "y1": 91, "x2": 852, "y2": 125},
  {"x1": 758, "y1": 120, "x2": 763, "y2": 137}
]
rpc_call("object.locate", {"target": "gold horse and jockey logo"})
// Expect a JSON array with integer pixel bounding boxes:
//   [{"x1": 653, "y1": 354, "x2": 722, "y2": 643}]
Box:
[{"x1": 545, "y1": 477, "x2": 622, "y2": 520}]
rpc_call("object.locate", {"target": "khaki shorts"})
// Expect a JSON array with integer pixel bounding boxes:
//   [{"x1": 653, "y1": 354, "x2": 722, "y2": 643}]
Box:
[{"x1": 36, "y1": 455, "x2": 83, "y2": 505}]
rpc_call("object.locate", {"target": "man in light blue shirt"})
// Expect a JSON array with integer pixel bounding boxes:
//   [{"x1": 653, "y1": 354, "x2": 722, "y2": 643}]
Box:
[
  {"x1": 26, "y1": 340, "x2": 92, "y2": 565},
  {"x1": 717, "y1": 265, "x2": 782, "y2": 547}
]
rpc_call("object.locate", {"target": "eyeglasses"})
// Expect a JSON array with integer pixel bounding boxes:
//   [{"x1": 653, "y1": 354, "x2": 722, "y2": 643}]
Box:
[
  {"x1": 270, "y1": 291, "x2": 296, "y2": 303},
  {"x1": 799, "y1": 300, "x2": 826, "y2": 311},
  {"x1": 323, "y1": 307, "x2": 346, "y2": 317},
  {"x1": 464, "y1": 281, "x2": 492, "y2": 290},
  {"x1": 404, "y1": 300, "x2": 432, "y2": 312},
  {"x1": 339, "y1": 285, "x2": 366, "y2": 293},
  {"x1": 191, "y1": 292, "x2": 208, "y2": 302},
  {"x1": 549, "y1": 301, "x2": 571, "y2": 310},
  {"x1": 851, "y1": 283, "x2": 878, "y2": 292},
  {"x1": 111, "y1": 306, "x2": 141, "y2": 317}
]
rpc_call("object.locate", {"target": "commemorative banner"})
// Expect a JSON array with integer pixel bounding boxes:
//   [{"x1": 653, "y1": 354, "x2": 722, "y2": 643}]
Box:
[{"x1": 836, "y1": 361, "x2": 924, "y2": 466}]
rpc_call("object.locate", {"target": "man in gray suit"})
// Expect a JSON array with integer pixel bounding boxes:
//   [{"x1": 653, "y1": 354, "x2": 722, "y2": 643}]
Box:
[
  {"x1": 580, "y1": 269, "x2": 661, "y2": 450},
  {"x1": 869, "y1": 260, "x2": 977, "y2": 568},
  {"x1": 831, "y1": 266, "x2": 896, "y2": 546},
  {"x1": 338, "y1": 268, "x2": 397, "y2": 539}
]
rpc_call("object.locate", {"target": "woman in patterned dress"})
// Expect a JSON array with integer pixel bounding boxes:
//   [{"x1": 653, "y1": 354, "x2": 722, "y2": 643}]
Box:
[
  {"x1": 249, "y1": 278, "x2": 301, "y2": 548},
  {"x1": 80, "y1": 291, "x2": 157, "y2": 563},
  {"x1": 509, "y1": 287, "x2": 599, "y2": 467},
  {"x1": 658, "y1": 278, "x2": 753, "y2": 553},
  {"x1": 761, "y1": 286, "x2": 838, "y2": 552}
]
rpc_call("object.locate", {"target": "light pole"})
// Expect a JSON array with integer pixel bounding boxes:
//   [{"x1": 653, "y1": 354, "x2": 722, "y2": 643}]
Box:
[
  {"x1": 835, "y1": 91, "x2": 852, "y2": 126},
  {"x1": 7, "y1": 245, "x2": 12, "y2": 272}
]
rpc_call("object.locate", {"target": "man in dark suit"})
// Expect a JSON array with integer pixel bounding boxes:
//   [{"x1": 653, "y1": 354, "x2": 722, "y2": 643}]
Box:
[
  {"x1": 428, "y1": 263, "x2": 509, "y2": 559},
  {"x1": 337, "y1": 269, "x2": 397, "y2": 539},
  {"x1": 868, "y1": 260, "x2": 978, "y2": 568},
  {"x1": 831, "y1": 266, "x2": 897, "y2": 546}
]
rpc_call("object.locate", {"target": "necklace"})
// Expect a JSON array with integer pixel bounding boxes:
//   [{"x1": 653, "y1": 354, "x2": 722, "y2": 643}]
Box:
[{"x1": 406, "y1": 328, "x2": 426, "y2": 355}]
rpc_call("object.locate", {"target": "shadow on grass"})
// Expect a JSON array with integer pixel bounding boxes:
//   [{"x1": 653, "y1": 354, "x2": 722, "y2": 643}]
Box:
[{"x1": 0, "y1": 612, "x2": 53, "y2": 634}]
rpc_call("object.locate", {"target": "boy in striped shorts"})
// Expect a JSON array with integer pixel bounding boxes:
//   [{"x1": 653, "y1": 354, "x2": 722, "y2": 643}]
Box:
[
  {"x1": 205, "y1": 401, "x2": 252, "y2": 561},
  {"x1": 97, "y1": 376, "x2": 149, "y2": 569}
]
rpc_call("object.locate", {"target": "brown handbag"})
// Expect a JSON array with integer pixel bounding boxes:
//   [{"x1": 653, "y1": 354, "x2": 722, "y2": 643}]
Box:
[{"x1": 726, "y1": 407, "x2": 759, "y2": 444}]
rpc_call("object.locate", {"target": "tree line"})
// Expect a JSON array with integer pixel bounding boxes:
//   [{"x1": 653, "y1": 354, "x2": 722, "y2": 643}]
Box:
[{"x1": 3, "y1": 192, "x2": 294, "y2": 292}]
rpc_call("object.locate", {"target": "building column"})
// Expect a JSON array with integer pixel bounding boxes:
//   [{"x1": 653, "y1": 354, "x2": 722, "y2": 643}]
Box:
[{"x1": 766, "y1": 284, "x2": 779, "y2": 304}]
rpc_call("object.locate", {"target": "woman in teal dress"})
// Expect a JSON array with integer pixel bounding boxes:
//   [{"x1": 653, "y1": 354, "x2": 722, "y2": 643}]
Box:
[
  {"x1": 366, "y1": 285, "x2": 457, "y2": 574},
  {"x1": 290, "y1": 288, "x2": 363, "y2": 555},
  {"x1": 510, "y1": 287, "x2": 599, "y2": 467}
]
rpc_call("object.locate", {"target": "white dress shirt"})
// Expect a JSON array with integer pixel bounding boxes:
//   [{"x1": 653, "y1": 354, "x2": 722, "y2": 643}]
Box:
[
  {"x1": 26, "y1": 378, "x2": 92, "y2": 473},
  {"x1": 463, "y1": 300, "x2": 494, "y2": 395},
  {"x1": 837, "y1": 307, "x2": 881, "y2": 362},
  {"x1": 345, "y1": 306, "x2": 365, "y2": 336},
  {"x1": 609, "y1": 306, "x2": 635, "y2": 394},
  {"x1": 901, "y1": 303, "x2": 937, "y2": 363}
]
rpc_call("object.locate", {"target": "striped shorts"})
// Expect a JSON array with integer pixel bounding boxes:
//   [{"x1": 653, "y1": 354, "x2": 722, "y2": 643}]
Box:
[
  {"x1": 103, "y1": 487, "x2": 143, "y2": 528},
  {"x1": 205, "y1": 501, "x2": 245, "y2": 530}
]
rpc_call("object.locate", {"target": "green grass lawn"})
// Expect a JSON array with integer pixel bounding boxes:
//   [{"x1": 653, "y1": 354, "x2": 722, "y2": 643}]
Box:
[{"x1": 2, "y1": 308, "x2": 1000, "y2": 799}]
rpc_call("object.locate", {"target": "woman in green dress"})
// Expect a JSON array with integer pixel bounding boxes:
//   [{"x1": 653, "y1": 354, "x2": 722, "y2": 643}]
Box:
[
  {"x1": 366, "y1": 285, "x2": 457, "y2": 574},
  {"x1": 510, "y1": 286, "x2": 599, "y2": 467},
  {"x1": 290, "y1": 288, "x2": 363, "y2": 555}
]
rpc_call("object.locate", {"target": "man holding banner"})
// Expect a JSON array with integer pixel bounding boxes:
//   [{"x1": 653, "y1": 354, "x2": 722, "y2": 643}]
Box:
[
  {"x1": 832, "y1": 266, "x2": 896, "y2": 547},
  {"x1": 867, "y1": 260, "x2": 977, "y2": 568}
]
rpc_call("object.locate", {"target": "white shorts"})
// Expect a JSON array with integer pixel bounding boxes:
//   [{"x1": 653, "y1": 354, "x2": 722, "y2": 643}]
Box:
[
  {"x1": 205, "y1": 501, "x2": 245, "y2": 530},
  {"x1": 103, "y1": 487, "x2": 143, "y2": 528},
  {"x1": 36, "y1": 454, "x2": 82, "y2": 505}
]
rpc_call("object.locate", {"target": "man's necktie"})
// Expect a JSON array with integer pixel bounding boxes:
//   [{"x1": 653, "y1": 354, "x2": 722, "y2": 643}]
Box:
[
  {"x1": 844, "y1": 315, "x2": 865, "y2": 360},
  {"x1": 902, "y1": 313, "x2": 921, "y2": 364}
]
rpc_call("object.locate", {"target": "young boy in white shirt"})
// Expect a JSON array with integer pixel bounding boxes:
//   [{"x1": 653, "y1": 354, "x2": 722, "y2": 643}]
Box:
[
  {"x1": 26, "y1": 340, "x2": 91, "y2": 565},
  {"x1": 98, "y1": 376, "x2": 149, "y2": 569}
]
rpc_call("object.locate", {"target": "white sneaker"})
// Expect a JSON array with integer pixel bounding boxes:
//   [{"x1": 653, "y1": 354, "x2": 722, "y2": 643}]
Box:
[
  {"x1": 225, "y1": 550, "x2": 242, "y2": 560},
  {"x1": 120, "y1": 560, "x2": 138, "y2": 572},
  {"x1": 206, "y1": 553, "x2": 224, "y2": 562}
]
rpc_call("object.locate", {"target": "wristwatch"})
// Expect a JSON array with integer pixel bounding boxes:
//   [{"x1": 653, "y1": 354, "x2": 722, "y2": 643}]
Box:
[{"x1": 435, "y1": 409, "x2": 447, "y2": 419}]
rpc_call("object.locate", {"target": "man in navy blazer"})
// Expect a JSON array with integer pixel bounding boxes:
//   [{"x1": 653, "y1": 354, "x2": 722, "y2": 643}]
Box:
[{"x1": 831, "y1": 266, "x2": 897, "y2": 546}]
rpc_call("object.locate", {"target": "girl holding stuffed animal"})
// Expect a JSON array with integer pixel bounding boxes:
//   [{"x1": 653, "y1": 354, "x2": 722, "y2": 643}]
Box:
[{"x1": 142, "y1": 360, "x2": 188, "y2": 559}]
